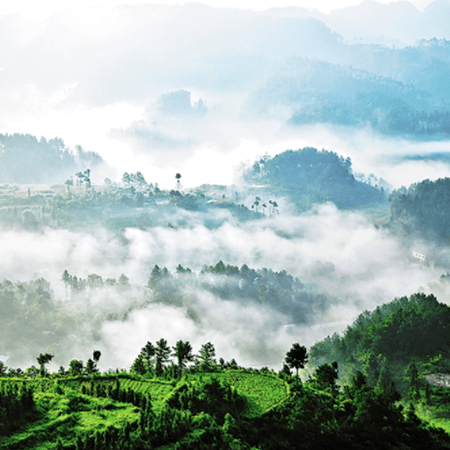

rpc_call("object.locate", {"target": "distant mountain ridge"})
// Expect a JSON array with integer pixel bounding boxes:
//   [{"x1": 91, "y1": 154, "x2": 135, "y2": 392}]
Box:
[{"x1": 266, "y1": 0, "x2": 450, "y2": 46}]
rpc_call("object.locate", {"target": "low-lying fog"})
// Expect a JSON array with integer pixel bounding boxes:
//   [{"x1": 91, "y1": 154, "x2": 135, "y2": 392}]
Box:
[{"x1": 1, "y1": 200, "x2": 445, "y2": 370}]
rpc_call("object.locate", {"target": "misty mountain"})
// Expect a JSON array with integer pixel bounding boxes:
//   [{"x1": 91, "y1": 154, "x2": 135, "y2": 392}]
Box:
[
  {"x1": 2, "y1": 0, "x2": 450, "y2": 385},
  {"x1": 244, "y1": 147, "x2": 386, "y2": 210},
  {"x1": 156, "y1": 90, "x2": 207, "y2": 118},
  {"x1": 0, "y1": 4, "x2": 343, "y2": 102},
  {"x1": 3, "y1": 3, "x2": 450, "y2": 184},
  {"x1": 389, "y1": 177, "x2": 450, "y2": 243},
  {"x1": 0, "y1": 134, "x2": 103, "y2": 184},
  {"x1": 340, "y1": 39, "x2": 450, "y2": 105},
  {"x1": 322, "y1": 0, "x2": 450, "y2": 46},
  {"x1": 265, "y1": 0, "x2": 450, "y2": 46},
  {"x1": 2, "y1": 2, "x2": 450, "y2": 104},
  {"x1": 244, "y1": 57, "x2": 450, "y2": 138}
]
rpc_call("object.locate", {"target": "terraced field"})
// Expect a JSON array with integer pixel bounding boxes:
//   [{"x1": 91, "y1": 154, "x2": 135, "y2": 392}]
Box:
[{"x1": 0, "y1": 370, "x2": 289, "y2": 449}]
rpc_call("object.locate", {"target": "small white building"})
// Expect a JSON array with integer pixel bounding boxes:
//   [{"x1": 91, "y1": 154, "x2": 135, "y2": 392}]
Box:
[
  {"x1": 412, "y1": 251, "x2": 426, "y2": 262},
  {"x1": 412, "y1": 251, "x2": 434, "y2": 269}
]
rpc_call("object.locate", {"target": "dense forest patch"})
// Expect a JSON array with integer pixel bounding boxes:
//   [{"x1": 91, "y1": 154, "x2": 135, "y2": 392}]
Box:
[
  {"x1": 0, "y1": 134, "x2": 103, "y2": 185},
  {"x1": 389, "y1": 177, "x2": 450, "y2": 242},
  {"x1": 244, "y1": 147, "x2": 386, "y2": 209}
]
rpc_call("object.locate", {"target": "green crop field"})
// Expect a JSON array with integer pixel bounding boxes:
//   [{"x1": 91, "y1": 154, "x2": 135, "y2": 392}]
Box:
[
  {"x1": 203, "y1": 370, "x2": 289, "y2": 417},
  {"x1": 0, "y1": 371, "x2": 289, "y2": 449},
  {"x1": 0, "y1": 382, "x2": 140, "y2": 450}
]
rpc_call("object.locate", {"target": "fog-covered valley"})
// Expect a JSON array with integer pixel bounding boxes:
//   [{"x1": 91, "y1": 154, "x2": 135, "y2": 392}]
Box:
[{"x1": 1, "y1": 0, "x2": 450, "y2": 375}]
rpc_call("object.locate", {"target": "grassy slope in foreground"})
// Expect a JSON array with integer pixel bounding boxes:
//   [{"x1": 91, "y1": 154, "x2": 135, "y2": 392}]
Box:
[{"x1": 0, "y1": 370, "x2": 288, "y2": 449}]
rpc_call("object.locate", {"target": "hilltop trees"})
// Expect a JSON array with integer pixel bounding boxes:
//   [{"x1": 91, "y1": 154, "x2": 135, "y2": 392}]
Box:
[
  {"x1": 172, "y1": 340, "x2": 194, "y2": 372},
  {"x1": 389, "y1": 177, "x2": 450, "y2": 242},
  {"x1": 132, "y1": 342, "x2": 156, "y2": 375},
  {"x1": 245, "y1": 147, "x2": 386, "y2": 209},
  {"x1": 141, "y1": 342, "x2": 156, "y2": 371},
  {"x1": 69, "y1": 359, "x2": 84, "y2": 377},
  {"x1": 85, "y1": 351, "x2": 101, "y2": 375},
  {"x1": 196, "y1": 342, "x2": 217, "y2": 371},
  {"x1": 132, "y1": 340, "x2": 214, "y2": 376},
  {"x1": 309, "y1": 292, "x2": 450, "y2": 395},
  {"x1": 36, "y1": 353, "x2": 53, "y2": 377},
  {"x1": 285, "y1": 343, "x2": 308, "y2": 379},
  {"x1": 0, "y1": 133, "x2": 102, "y2": 184},
  {"x1": 122, "y1": 171, "x2": 147, "y2": 187},
  {"x1": 75, "y1": 169, "x2": 91, "y2": 189},
  {"x1": 175, "y1": 173, "x2": 182, "y2": 191},
  {"x1": 155, "y1": 339, "x2": 172, "y2": 376}
]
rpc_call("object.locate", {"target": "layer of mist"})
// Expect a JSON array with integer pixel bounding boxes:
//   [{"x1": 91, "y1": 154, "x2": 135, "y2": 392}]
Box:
[{"x1": 0, "y1": 202, "x2": 443, "y2": 371}]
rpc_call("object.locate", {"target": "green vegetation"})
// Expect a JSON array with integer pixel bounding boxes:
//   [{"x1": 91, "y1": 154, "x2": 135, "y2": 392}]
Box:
[
  {"x1": 246, "y1": 55, "x2": 450, "y2": 139},
  {"x1": 3, "y1": 289, "x2": 450, "y2": 448},
  {"x1": 1, "y1": 263, "x2": 332, "y2": 367},
  {"x1": 2, "y1": 332, "x2": 450, "y2": 449},
  {"x1": 310, "y1": 292, "x2": 450, "y2": 437},
  {"x1": 245, "y1": 147, "x2": 386, "y2": 210},
  {"x1": 389, "y1": 177, "x2": 450, "y2": 243},
  {"x1": 0, "y1": 171, "x2": 257, "y2": 233},
  {"x1": 0, "y1": 134, "x2": 102, "y2": 185}
]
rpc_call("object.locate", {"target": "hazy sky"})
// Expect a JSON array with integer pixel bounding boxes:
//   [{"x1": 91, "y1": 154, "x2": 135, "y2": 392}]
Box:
[
  {"x1": 0, "y1": 0, "x2": 436, "y2": 16},
  {"x1": 1, "y1": 0, "x2": 449, "y2": 190}
]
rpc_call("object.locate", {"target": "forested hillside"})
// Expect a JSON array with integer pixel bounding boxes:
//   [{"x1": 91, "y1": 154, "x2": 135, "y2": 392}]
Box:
[
  {"x1": 0, "y1": 134, "x2": 103, "y2": 184},
  {"x1": 245, "y1": 147, "x2": 386, "y2": 209},
  {"x1": 309, "y1": 292, "x2": 450, "y2": 434},
  {"x1": 0, "y1": 263, "x2": 331, "y2": 368},
  {"x1": 310, "y1": 293, "x2": 450, "y2": 393},
  {"x1": 2, "y1": 306, "x2": 450, "y2": 449},
  {"x1": 389, "y1": 177, "x2": 450, "y2": 242},
  {"x1": 245, "y1": 57, "x2": 450, "y2": 138}
]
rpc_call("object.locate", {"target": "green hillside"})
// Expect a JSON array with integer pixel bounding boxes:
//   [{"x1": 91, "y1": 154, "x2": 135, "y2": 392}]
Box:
[
  {"x1": 2, "y1": 360, "x2": 450, "y2": 449},
  {"x1": 0, "y1": 370, "x2": 289, "y2": 450},
  {"x1": 4, "y1": 293, "x2": 450, "y2": 448}
]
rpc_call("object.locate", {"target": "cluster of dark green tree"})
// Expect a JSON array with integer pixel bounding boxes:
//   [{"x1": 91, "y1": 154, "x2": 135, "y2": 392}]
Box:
[
  {"x1": 61, "y1": 270, "x2": 130, "y2": 292},
  {"x1": 245, "y1": 148, "x2": 386, "y2": 209},
  {"x1": 147, "y1": 261, "x2": 330, "y2": 324},
  {"x1": 131, "y1": 339, "x2": 239, "y2": 379},
  {"x1": 118, "y1": 378, "x2": 248, "y2": 450},
  {"x1": 309, "y1": 292, "x2": 450, "y2": 396},
  {"x1": 51, "y1": 377, "x2": 249, "y2": 450},
  {"x1": 0, "y1": 278, "x2": 77, "y2": 367},
  {"x1": 0, "y1": 381, "x2": 36, "y2": 435},
  {"x1": 389, "y1": 177, "x2": 450, "y2": 242},
  {"x1": 0, "y1": 262, "x2": 330, "y2": 368},
  {"x1": 0, "y1": 134, "x2": 102, "y2": 184},
  {"x1": 0, "y1": 351, "x2": 103, "y2": 380},
  {"x1": 250, "y1": 369, "x2": 450, "y2": 450}
]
